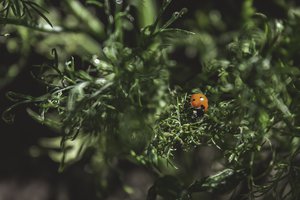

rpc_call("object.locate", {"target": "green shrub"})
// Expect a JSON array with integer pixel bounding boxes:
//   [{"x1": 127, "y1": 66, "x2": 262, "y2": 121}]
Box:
[{"x1": 2, "y1": 0, "x2": 300, "y2": 199}]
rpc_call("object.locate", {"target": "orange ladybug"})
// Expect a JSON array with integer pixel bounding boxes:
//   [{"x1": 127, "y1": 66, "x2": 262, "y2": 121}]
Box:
[{"x1": 190, "y1": 93, "x2": 208, "y2": 112}]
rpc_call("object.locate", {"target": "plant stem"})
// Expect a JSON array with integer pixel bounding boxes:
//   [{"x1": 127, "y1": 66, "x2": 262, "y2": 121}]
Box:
[{"x1": 64, "y1": 0, "x2": 105, "y2": 39}]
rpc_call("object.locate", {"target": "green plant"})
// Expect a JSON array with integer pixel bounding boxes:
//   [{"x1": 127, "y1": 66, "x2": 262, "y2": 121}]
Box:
[
  {"x1": 2, "y1": 0, "x2": 192, "y2": 171},
  {"x1": 2, "y1": 0, "x2": 300, "y2": 199},
  {"x1": 145, "y1": 6, "x2": 300, "y2": 199}
]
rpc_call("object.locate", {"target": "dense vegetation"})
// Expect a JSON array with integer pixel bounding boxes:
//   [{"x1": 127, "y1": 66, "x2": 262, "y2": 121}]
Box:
[{"x1": 1, "y1": 0, "x2": 300, "y2": 199}]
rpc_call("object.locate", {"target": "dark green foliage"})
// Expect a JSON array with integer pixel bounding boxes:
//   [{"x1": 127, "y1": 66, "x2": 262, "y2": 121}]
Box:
[
  {"x1": 145, "y1": 4, "x2": 300, "y2": 199},
  {"x1": 2, "y1": 0, "x2": 300, "y2": 199},
  {"x1": 0, "y1": 0, "x2": 52, "y2": 26},
  {"x1": 147, "y1": 176, "x2": 186, "y2": 200},
  {"x1": 188, "y1": 168, "x2": 247, "y2": 194},
  {"x1": 150, "y1": 92, "x2": 240, "y2": 161},
  {"x1": 2, "y1": 0, "x2": 188, "y2": 169},
  {"x1": 147, "y1": 169, "x2": 247, "y2": 200}
]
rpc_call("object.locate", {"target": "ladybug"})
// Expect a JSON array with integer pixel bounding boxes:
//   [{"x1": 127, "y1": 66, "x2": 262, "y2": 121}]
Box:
[{"x1": 190, "y1": 93, "x2": 208, "y2": 118}]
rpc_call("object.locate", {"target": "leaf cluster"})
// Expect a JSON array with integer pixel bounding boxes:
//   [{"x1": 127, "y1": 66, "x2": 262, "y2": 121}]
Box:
[
  {"x1": 2, "y1": 1, "x2": 300, "y2": 199},
  {"x1": 2, "y1": 0, "x2": 192, "y2": 169},
  {"x1": 0, "y1": 0, "x2": 52, "y2": 26},
  {"x1": 146, "y1": 8, "x2": 300, "y2": 199}
]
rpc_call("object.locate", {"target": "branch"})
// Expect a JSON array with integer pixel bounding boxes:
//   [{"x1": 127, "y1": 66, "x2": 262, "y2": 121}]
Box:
[{"x1": 0, "y1": 17, "x2": 82, "y2": 34}]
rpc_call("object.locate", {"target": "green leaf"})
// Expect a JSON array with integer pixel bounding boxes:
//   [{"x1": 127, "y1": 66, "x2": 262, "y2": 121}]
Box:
[
  {"x1": 27, "y1": 108, "x2": 62, "y2": 130},
  {"x1": 161, "y1": 8, "x2": 188, "y2": 30},
  {"x1": 188, "y1": 169, "x2": 247, "y2": 194},
  {"x1": 86, "y1": 0, "x2": 104, "y2": 8},
  {"x1": 159, "y1": 28, "x2": 195, "y2": 36},
  {"x1": 25, "y1": 1, "x2": 53, "y2": 27},
  {"x1": 158, "y1": 28, "x2": 195, "y2": 46},
  {"x1": 6, "y1": 91, "x2": 33, "y2": 102}
]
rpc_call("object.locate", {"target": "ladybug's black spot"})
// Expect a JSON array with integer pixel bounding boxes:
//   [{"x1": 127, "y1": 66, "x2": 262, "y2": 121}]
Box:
[
  {"x1": 192, "y1": 99, "x2": 196, "y2": 101},
  {"x1": 196, "y1": 109, "x2": 204, "y2": 118}
]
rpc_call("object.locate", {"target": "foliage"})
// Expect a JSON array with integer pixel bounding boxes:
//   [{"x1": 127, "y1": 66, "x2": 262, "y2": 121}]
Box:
[
  {"x1": 145, "y1": 5, "x2": 300, "y2": 199},
  {"x1": 2, "y1": 0, "x2": 300, "y2": 199},
  {"x1": 0, "y1": 0, "x2": 52, "y2": 26},
  {"x1": 2, "y1": 0, "x2": 189, "y2": 169}
]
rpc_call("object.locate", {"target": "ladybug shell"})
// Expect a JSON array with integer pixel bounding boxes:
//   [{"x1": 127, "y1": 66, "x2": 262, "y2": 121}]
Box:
[{"x1": 190, "y1": 93, "x2": 208, "y2": 112}]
